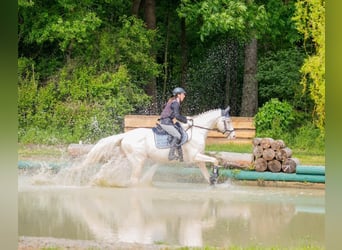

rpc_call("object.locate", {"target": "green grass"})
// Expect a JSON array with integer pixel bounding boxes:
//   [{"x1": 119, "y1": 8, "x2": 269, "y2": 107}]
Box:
[
  {"x1": 18, "y1": 140, "x2": 325, "y2": 166},
  {"x1": 205, "y1": 143, "x2": 325, "y2": 166}
]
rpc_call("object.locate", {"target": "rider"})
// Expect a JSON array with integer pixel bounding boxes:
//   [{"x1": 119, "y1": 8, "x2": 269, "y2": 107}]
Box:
[{"x1": 159, "y1": 87, "x2": 191, "y2": 161}]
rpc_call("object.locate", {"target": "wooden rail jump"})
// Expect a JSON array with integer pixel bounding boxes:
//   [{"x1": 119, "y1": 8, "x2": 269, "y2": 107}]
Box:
[{"x1": 124, "y1": 115, "x2": 255, "y2": 144}]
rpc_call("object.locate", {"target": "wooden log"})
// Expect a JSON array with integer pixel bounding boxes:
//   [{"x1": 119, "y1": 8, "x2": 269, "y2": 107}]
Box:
[
  {"x1": 267, "y1": 159, "x2": 282, "y2": 172},
  {"x1": 282, "y1": 158, "x2": 299, "y2": 173},
  {"x1": 67, "y1": 143, "x2": 94, "y2": 157},
  {"x1": 275, "y1": 147, "x2": 293, "y2": 161},
  {"x1": 252, "y1": 138, "x2": 262, "y2": 147},
  {"x1": 253, "y1": 145, "x2": 263, "y2": 159},
  {"x1": 262, "y1": 148, "x2": 276, "y2": 161},
  {"x1": 270, "y1": 139, "x2": 286, "y2": 151},
  {"x1": 260, "y1": 138, "x2": 274, "y2": 149},
  {"x1": 208, "y1": 129, "x2": 255, "y2": 139},
  {"x1": 254, "y1": 158, "x2": 267, "y2": 172},
  {"x1": 208, "y1": 152, "x2": 253, "y2": 169}
]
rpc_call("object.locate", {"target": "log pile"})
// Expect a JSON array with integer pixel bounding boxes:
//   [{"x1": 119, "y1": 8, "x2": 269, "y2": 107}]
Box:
[{"x1": 252, "y1": 138, "x2": 299, "y2": 173}]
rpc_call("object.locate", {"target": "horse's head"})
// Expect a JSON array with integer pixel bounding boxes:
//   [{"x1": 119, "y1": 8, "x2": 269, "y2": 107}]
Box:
[{"x1": 217, "y1": 106, "x2": 236, "y2": 140}]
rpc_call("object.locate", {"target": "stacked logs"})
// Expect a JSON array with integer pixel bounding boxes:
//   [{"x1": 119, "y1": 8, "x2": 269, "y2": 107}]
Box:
[{"x1": 252, "y1": 138, "x2": 299, "y2": 173}]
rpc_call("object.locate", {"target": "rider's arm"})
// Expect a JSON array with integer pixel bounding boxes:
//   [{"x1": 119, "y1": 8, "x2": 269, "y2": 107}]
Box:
[{"x1": 171, "y1": 101, "x2": 187, "y2": 123}]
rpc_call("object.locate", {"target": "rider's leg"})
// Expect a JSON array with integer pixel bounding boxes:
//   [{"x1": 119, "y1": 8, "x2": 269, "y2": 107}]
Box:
[
  {"x1": 177, "y1": 145, "x2": 183, "y2": 162},
  {"x1": 168, "y1": 137, "x2": 179, "y2": 160},
  {"x1": 159, "y1": 124, "x2": 182, "y2": 161}
]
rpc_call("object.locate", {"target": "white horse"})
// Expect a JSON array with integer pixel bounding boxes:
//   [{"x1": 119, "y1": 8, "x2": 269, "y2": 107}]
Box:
[{"x1": 83, "y1": 106, "x2": 235, "y2": 185}]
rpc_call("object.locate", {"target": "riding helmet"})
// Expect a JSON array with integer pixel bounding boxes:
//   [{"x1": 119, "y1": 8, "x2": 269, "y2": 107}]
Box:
[{"x1": 172, "y1": 87, "x2": 186, "y2": 96}]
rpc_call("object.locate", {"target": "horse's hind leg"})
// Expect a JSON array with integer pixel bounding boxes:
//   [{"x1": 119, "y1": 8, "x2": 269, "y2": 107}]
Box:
[
  {"x1": 126, "y1": 154, "x2": 146, "y2": 185},
  {"x1": 140, "y1": 163, "x2": 159, "y2": 185}
]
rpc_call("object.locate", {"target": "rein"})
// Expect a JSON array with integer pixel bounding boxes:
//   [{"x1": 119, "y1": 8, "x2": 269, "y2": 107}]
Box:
[{"x1": 186, "y1": 119, "x2": 235, "y2": 136}]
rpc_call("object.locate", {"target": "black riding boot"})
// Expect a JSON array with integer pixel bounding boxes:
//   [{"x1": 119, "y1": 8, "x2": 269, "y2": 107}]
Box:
[
  {"x1": 177, "y1": 146, "x2": 183, "y2": 162},
  {"x1": 168, "y1": 137, "x2": 179, "y2": 161}
]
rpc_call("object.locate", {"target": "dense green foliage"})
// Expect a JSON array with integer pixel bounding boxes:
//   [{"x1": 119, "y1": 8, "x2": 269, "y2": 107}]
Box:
[
  {"x1": 254, "y1": 98, "x2": 296, "y2": 138},
  {"x1": 178, "y1": 0, "x2": 268, "y2": 41},
  {"x1": 254, "y1": 98, "x2": 324, "y2": 153},
  {"x1": 18, "y1": 8, "x2": 159, "y2": 143},
  {"x1": 256, "y1": 48, "x2": 312, "y2": 110},
  {"x1": 18, "y1": 0, "x2": 325, "y2": 146},
  {"x1": 292, "y1": 0, "x2": 325, "y2": 134}
]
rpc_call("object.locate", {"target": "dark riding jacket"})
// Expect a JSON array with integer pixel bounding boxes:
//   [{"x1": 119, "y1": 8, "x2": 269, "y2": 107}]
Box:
[{"x1": 160, "y1": 100, "x2": 187, "y2": 125}]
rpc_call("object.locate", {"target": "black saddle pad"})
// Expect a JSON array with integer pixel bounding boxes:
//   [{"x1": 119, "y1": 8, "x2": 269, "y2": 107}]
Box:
[{"x1": 152, "y1": 122, "x2": 188, "y2": 149}]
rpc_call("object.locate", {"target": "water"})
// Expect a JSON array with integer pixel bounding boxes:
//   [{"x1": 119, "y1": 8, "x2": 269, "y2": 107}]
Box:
[
  {"x1": 18, "y1": 140, "x2": 325, "y2": 248},
  {"x1": 18, "y1": 173, "x2": 325, "y2": 248}
]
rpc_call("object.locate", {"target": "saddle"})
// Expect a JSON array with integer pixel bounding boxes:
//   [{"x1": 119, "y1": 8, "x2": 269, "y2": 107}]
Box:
[{"x1": 152, "y1": 122, "x2": 188, "y2": 149}]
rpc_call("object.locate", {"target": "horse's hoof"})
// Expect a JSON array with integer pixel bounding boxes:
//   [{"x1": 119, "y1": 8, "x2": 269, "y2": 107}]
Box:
[{"x1": 209, "y1": 176, "x2": 217, "y2": 185}]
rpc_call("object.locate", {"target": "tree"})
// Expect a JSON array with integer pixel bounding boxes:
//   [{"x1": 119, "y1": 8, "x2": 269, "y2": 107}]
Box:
[
  {"x1": 18, "y1": 1, "x2": 160, "y2": 143},
  {"x1": 240, "y1": 37, "x2": 258, "y2": 116},
  {"x1": 177, "y1": 0, "x2": 267, "y2": 116},
  {"x1": 292, "y1": 0, "x2": 325, "y2": 133},
  {"x1": 131, "y1": 0, "x2": 158, "y2": 113}
]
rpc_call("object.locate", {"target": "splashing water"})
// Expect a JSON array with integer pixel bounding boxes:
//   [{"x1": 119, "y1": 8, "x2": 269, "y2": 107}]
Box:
[{"x1": 27, "y1": 145, "x2": 135, "y2": 188}]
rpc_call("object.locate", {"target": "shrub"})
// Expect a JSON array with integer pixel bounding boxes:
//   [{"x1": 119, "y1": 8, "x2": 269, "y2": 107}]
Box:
[
  {"x1": 254, "y1": 98, "x2": 296, "y2": 138},
  {"x1": 288, "y1": 122, "x2": 324, "y2": 153}
]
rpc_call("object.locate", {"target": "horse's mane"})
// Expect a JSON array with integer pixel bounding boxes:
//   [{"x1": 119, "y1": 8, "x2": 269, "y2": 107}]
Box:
[{"x1": 193, "y1": 109, "x2": 221, "y2": 119}]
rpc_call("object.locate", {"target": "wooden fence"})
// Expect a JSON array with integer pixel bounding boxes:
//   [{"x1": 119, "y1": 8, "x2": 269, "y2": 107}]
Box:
[{"x1": 124, "y1": 115, "x2": 255, "y2": 144}]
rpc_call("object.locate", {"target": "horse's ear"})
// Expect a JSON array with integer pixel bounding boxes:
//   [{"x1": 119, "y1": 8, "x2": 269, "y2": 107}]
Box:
[{"x1": 224, "y1": 106, "x2": 230, "y2": 117}]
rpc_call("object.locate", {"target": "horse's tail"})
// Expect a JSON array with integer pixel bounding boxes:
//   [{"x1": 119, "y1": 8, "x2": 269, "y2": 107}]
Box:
[{"x1": 83, "y1": 133, "x2": 126, "y2": 165}]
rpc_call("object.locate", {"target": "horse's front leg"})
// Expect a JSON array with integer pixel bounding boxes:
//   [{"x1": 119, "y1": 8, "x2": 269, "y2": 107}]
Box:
[
  {"x1": 195, "y1": 162, "x2": 210, "y2": 184},
  {"x1": 193, "y1": 153, "x2": 219, "y2": 184}
]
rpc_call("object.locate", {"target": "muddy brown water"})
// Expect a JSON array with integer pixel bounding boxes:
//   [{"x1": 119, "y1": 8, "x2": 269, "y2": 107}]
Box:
[{"x1": 18, "y1": 169, "x2": 325, "y2": 248}]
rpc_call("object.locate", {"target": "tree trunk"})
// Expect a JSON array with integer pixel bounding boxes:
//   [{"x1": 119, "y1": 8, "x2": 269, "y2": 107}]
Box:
[
  {"x1": 131, "y1": 0, "x2": 142, "y2": 16},
  {"x1": 162, "y1": 10, "x2": 170, "y2": 102},
  {"x1": 240, "y1": 37, "x2": 258, "y2": 116},
  {"x1": 180, "y1": 17, "x2": 187, "y2": 89},
  {"x1": 143, "y1": 0, "x2": 157, "y2": 113},
  {"x1": 144, "y1": 0, "x2": 156, "y2": 29},
  {"x1": 225, "y1": 39, "x2": 240, "y2": 115}
]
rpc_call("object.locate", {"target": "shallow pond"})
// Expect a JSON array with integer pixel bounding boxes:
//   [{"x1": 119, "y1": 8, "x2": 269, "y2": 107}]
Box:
[{"x1": 18, "y1": 170, "x2": 325, "y2": 248}]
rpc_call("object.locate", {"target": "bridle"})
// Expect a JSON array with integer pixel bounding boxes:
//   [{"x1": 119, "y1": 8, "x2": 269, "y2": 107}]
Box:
[{"x1": 186, "y1": 116, "x2": 235, "y2": 137}]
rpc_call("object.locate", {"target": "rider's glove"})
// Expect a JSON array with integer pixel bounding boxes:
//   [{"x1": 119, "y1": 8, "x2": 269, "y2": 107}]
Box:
[{"x1": 187, "y1": 118, "x2": 193, "y2": 126}]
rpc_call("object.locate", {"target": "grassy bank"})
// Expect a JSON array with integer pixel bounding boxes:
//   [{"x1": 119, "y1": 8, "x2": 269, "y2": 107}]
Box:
[
  {"x1": 205, "y1": 143, "x2": 325, "y2": 166},
  {"x1": 18, "y1": 142, "x2": 325, "y2": 166}
]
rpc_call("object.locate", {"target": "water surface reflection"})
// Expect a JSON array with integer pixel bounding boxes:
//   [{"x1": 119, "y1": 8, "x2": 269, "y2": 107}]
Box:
[{"x1": 19, "y1": 179, "x2": 325, "y2": 248}]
